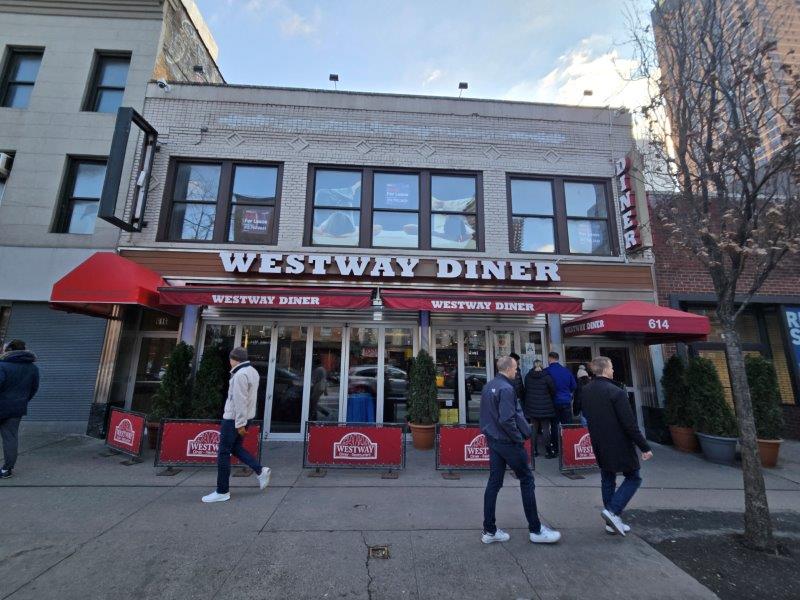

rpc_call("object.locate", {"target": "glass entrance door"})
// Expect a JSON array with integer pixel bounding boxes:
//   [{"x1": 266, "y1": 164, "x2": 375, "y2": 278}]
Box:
[{"x1": 129, "y1": 336, "x2": 176, "y2": 414}]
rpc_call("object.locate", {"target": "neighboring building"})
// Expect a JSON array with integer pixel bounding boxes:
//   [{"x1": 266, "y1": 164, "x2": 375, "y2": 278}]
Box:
[
  {"x1": 0, "y1": 0, "x2": 222, "y2": 430},
  {"x1": 649, "y1": 192, "x2": 800, "y2": 439},
  {"x1": 53, "y1": 82, "x2": 673, "y2": 440}
]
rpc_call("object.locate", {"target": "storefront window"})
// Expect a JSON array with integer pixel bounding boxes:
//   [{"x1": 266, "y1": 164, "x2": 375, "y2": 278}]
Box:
[
  {"x1": 311, "y1": 326, "x2": 342, "y2": 422},
  {"x1": 766, "y1": 311, "x2": 797, "y2": 405},
  {"x1": 242, "y1": 324, "x2": 271, "y2": 420},
  {"x1": 463, "y1": 330, "x2": 487, "y2": 423},
  {"x1": 311, "y1": 170, "x2": 362, "y2": 246},
  {"x1": 434, "y1": 329, "x2": 459, "y2": 421},
  {"x1": 372, "y1": 173, "x2": 420, "y2": 248},
  {"x1": 565, "y1": 182, "x2": 611, "y2": 255},
  {"x1": 510, "y1": 179, "x2": 555, "y2": 253},
  {"x1": 228, "y1": 165, "x2": 278, "y2": 243},
  {"x1": 431, "y1": 175, "x2": 478, "y2": 250},
  {"x1": 384, "y1": 328, "x2": 413, "y2": 423},
  {"x1": 519, "y1": 331, "x2": 543, "y2": 379},
  {"x1": 347, "y1": 327, "x2": 379, "y2": 422},
  {"x1": 130, "y1": 337, "x2": 177, "y2": 414},
  {"x1": 203, "y1": 324, "x2": 236, "y2": 356},
  {"x1": 272, "y1": 326, "x2": 306, "y2": 433}
]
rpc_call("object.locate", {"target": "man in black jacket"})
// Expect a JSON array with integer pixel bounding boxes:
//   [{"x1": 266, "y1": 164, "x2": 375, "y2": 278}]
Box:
[
  {"x1": 0, "y1": 340, "x2": 40, "y2": 479},
  {"x1": 479, "y1": 355, "x2": 561, "y2": 545},
  {"x1": 582, "y1": 356, "x2": 653, "y2": 537}
]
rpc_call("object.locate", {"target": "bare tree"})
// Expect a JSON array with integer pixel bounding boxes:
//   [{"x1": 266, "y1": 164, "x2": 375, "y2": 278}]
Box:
[{"x1": 629, "y1": 0, "x2": 800, "y2": 551}]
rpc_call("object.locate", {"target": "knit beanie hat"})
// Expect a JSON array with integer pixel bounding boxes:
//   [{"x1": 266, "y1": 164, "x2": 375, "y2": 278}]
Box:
[{"x1": 229, "y1": 346, "x2": 248, "y2": 362}]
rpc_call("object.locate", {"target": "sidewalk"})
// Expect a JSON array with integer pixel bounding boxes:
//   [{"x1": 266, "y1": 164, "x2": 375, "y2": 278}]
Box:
[{"x1": 1, "y1": 430, "x2": 799, "y2": 600}]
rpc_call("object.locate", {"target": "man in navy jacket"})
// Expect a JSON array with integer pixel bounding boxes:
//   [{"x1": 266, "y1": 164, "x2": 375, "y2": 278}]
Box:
[
  {"x1": 546, "y1": 351, "x2": 577, "y2": 454},
  {"x1": 0, "y1": 340, "x2": 40, "y2": 479},
  {"x1": 479, "y1": 355, "x2": 561, "y2": 545}
]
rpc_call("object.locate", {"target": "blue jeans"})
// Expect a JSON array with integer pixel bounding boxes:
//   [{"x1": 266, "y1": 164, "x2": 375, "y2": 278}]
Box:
[
  {"x1": 483, "y1": 438, "x2": 541, "y2": 534},
  {"x1": 0, "y1": 417, "x2": 21, "y2": 470},
  {"x1": 601, "y1": 469, "x2": 642, "y2": 516},
  {"x1": 216, "y1": 419, "x2": 263, "y2": 494}
]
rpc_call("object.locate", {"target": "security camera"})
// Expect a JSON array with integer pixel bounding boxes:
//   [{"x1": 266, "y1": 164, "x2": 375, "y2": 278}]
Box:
[{"x1": 156, "y1": 79, "x2": 171, "y2": 92}]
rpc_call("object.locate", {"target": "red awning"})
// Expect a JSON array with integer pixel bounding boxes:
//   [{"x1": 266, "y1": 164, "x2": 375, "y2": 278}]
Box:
[
  {"x1": 51, "y1": 252, "x2": 171, "y2": 318},
  {"x1": 562, "y1": 300, "x2": 710, "y2": 344},
  {"x1": 381, "y1": 289, "x2": 583, "y2": 314},
  {"x1": 159, "y1": 286, "x2": 373, "y2": 310}
]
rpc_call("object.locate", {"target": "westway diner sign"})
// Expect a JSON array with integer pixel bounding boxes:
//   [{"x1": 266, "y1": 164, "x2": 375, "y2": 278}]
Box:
[{"x1": 219, "y1": 252, "x2": 561, "y2": 282}]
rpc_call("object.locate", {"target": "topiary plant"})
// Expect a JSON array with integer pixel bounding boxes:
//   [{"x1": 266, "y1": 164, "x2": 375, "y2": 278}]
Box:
[
  {"x1": 746, "y1": 355, "x2": 784, "y2": 440},
  {"x1": 151, "y1": 342, "x2": 194, "y2": 420},
  {"x1": 687, "y1": 356, "x2": 738, "y2": 437},
  {"x1": 662, "y1": 354, "x2": 694, "y2": 427},
  {"x1": 407, "y1": 350, "x2": 438, "y2": 425},
  {"x1": 190, "y1": 343, "x2": 229, "y2": 419}
]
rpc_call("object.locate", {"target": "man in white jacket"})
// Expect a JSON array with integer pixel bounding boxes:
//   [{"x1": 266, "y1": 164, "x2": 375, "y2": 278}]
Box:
[{"x1": 202, "y1": 347, "x2": 271, "y2": 503}]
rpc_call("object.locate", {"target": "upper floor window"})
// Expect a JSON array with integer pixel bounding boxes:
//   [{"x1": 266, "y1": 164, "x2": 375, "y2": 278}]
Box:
[
  {"x1": 55, "y1": 158, "x2": 107, "y2": 234},
  {"x1": 85, "y1": 52, "x2": 131, "y2": 113},
  {"x1": 1, "y1": 49, "x2": 43, "y2": 109},
  {"x1": 509, "y1": 175, "x2": 614, "y2": 256},
  {"x1": 308, "y1": 166, "x2": 482, "y2": 250},
  {"x1": 161, "y1": 160, "x2": 281, "y2": 244}
]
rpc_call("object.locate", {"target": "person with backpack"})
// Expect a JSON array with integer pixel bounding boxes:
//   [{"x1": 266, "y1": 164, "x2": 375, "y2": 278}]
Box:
[{"x1": 523, "y1": 359, "x2": 557, "y2": 459}]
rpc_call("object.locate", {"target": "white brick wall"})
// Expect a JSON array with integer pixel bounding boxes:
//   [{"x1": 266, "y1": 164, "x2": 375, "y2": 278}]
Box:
[{"x1": 122, "y1": 84, "x2": 652, "y2": 266}]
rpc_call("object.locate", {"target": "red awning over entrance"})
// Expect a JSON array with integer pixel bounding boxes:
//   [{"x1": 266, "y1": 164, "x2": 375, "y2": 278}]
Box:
[
  {"x1": 381, "y1": 289, "x2": 583, "y2": 314},
  {"x1": 562, "y1": 300, "x2": 710, "y2": 344},
  {"x1": 159, "y1": 286, "x2": 373, "y2": 310},
  {"x1": 50, "y1": 252, "x2": 170, "y2": 318}
]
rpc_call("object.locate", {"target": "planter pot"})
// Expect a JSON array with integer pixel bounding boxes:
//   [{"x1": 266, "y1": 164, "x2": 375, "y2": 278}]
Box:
[
  {"x1": 146, "y1": 422, "x2": 160, "y2": 450},
  {"x1": 757, "y1": 438, "x2": 782, "y2": 468},
  {"x1": 696, "y1": 432, "x2": 738, "y2": 464},
  {"x1": 408, "y1": 423, "x2": 436, "y2": 450},
  {"x1": 669, "y1": 425, "x2": 699, "y2": 453}
]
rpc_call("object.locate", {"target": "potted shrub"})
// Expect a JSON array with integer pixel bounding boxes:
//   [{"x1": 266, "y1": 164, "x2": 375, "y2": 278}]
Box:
[
  {"x1": 746, "y1": 355, "x2": 785, "y2": 468},
  {"x1": 688, "y1": 356, "x2": 739, "y2": 464},
  {"x1": 407, "y1": 349, "x2": 438, "y2": 450},
  {"x1": 662, "y1": 354, "x2": 699, "y2": 452},
  {"x1": 147, "y1": 342, "x2": 194, "y2": 448},
  {"x1": 190, "y1": 343, "x2": 229, "y2": 419}
]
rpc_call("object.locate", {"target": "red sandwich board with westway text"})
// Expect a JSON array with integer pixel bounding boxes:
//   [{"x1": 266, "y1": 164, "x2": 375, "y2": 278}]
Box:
[
  {"x1": 436, "y1": 425, "x2": 532, "y2": 470},
  {"x1": 105, "y1": 408, "x2": 146, "y2": 458},
  {"x1": 559, "y1": 424, "x2": 598, "y2": 471},
  {"x1": 154, "y1": 419, "x2": 263, "y2": 467},
  {"x1": 303, "y1": 422, "x2": 405, "y2": 469}
]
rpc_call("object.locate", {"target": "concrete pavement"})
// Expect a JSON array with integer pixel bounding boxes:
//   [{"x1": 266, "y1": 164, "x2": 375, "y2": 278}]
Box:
[{"x1": 1, "y1": 429, "x2": 799, "y2": 599}]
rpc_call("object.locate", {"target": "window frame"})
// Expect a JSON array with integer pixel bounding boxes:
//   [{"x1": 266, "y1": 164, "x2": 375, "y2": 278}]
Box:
[
  {"x1": 506, "y1": 177, "x2": 558, "y2": 254},
  {"x1": 506, "y1": 173, "x2": 617, "y2": 256},
  {"x1": 83, "y1": 50, "x2": 132, "y2": 113},
  {"x1": 0, "y1": 47, "x2": 44, "y2": 109},
  {"x1": 305, "y1": 164, "x2": 484, "y2": 251},
  {"x1": 53, "y1": 156, "x2": 108, "y2": 234},
  {"x1": 157, "y1": 158, "x2": 283, "y2": 244}
]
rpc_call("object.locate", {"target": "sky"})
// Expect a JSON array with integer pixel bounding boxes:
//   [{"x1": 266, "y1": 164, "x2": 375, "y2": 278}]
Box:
[{"x1": 196, "y1": 0, "x2": 654, "y2": 115}]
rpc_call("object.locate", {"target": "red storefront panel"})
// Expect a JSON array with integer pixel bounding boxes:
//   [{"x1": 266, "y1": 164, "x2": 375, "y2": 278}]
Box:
[
  {"x1": 382, "y1": 290, "x2": 582, "y2": 314},
  {"x1": 159, "y1": 286, "x2": 372, "y2": 309},
  {"x1": 105, "y1": 408, "x2": 146, "y2": 457},
  {"x1": 155, "y1": 420, "x2": 263, "y2": 467},
  {"x1": 559, "y1": 424, "x2": 598, "y2": 471},
  {"x1": 304, "y1": 422, "x2": 405, "y2": 469},
  {"x1": 436, "y1": 425, "x2": 532, "y2": 470}
]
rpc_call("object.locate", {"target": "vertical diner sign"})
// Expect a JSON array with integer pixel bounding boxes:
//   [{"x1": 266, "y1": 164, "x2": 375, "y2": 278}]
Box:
[{"x1": 615, "y1": 155, "x2": 643, "y2": 252}]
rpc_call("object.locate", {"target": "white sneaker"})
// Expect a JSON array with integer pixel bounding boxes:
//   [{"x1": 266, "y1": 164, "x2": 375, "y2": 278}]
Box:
[
  {"x1": 201, "y1": 491, "x2": 230, "y2": 503},
  {"x1": 605, "y1": 522, "x2": 631, "y2": 535},
  {"x1": 481, "y1": 529, "x2": 510, "y2": 544},
  {"x1": 257, "y1": 467, "x2": 271, "y2": 490},
  {"x1": 602, "y1": 509, "x2": 626, "y2": 537},
  {"x1": 529, "y1": 525, "x2": 561, "y2": 544}
]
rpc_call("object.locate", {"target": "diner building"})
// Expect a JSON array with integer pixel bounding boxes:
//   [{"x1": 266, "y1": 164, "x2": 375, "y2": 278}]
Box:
[{"x1": 51, "y1": 83, "x2": 681, "y2": 440}]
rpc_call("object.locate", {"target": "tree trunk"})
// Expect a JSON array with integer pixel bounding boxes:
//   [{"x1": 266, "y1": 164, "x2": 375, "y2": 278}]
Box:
[{"x1": 721, "y1": 327, "x2": 776, "y2": 551}]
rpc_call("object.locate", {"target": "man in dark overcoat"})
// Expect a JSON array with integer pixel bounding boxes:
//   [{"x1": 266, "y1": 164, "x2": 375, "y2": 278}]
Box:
[{"x1": 581, "y1": 356, "x2": 653, "y2": 536}]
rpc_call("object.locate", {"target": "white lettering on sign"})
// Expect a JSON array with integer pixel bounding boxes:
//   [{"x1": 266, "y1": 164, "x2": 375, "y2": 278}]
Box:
[
  {"x1": 788, "y1": 310, "x2": 800, "y2": 345},
  {"x1": 465, "y1": 434, "x2": 489, "y2": 461},
  {"x1": 209, "y1": 294, "x2": 320, "y2": 306},
  {"x1": 574, "y1": 433, "x2": 596, "y2": 461},
  {"x1": 187, "y1": 430, "x2": 220, "y2": 458},
  {"x1": 615, "y1": 154, "x2": 643, "y2": 252},
  {"x1": 648, "y1": 318, "x2": 670, "y2": 330},
  {"x1": 564, "y1": 319, "x2": 606, "y2": 335},
  {"x1": 113, "y1": 419, "x2": 135, "y2": 447},
  {"x1": 217, "y1": 252, "x2": 560, "y2": 283},
  {"x1": 333, "y1": 432, "x2": 378, "y2": 460}
]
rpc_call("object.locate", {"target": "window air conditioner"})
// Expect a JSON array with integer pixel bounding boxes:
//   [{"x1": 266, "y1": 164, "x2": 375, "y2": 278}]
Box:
[{"x1": 0, "y1": 153, "x2": 12, "y2": 180}]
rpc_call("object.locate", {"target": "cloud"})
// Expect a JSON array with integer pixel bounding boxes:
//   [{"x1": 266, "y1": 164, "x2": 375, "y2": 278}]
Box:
[
  {"x1": 236, "y1": 0, "x2": 321, "y2": 37},
  {"x1": 504, "y1": 35, "x2": 650, "y2": 111},
  {"x1": 422, "y1": 69, "x2": 443, "y2": 86}
]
